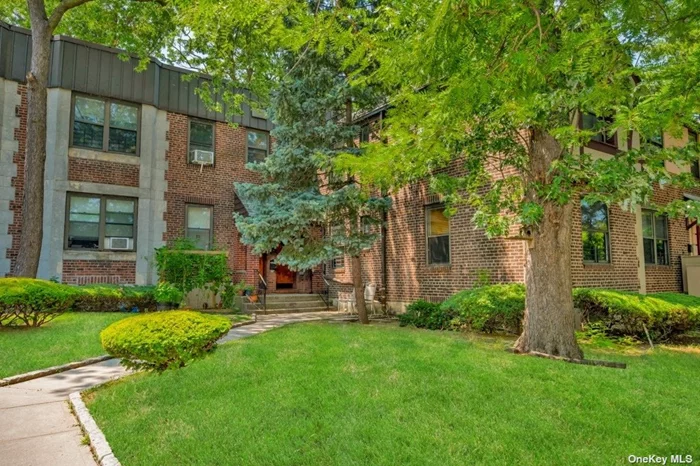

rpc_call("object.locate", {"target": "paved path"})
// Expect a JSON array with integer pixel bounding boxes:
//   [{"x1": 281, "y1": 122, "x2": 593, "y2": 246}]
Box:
[{"x1": 0, "y1": 311, "x2": 350, "y2": 466}]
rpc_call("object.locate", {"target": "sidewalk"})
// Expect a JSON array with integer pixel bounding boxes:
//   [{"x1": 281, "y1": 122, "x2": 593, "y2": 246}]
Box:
[{"x1": 0, "y1": 311, "x2": 350, "y2": 466}]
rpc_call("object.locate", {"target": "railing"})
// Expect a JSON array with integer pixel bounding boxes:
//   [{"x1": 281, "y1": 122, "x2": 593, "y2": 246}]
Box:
[
  {"x1": 257, "y1": 270, "x2": 268, "y2": 312},
  {"x1": 319, "y1": 275, "x2": 331, "y2": 310}
]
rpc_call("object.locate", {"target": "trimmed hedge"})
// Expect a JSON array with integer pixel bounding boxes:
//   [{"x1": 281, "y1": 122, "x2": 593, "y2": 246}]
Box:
[
  {"x1": 399, "y1": 284, "x2": 525, "y2": 334},
  {"x1": 573, "y1": 289, "x2": 700, "y2": 341},
  {"x1": 100, "y1": 311, "x2": 232, "y2": 371},
  {"x1": 400, "y1": 284, "x2": 700, "y2": 342},
  {"x1": 0, "y1": 278, "x2": 78, "y2": 327},
  {"x1": 72, "y1": 284, "x2": 157, "y2": 312}
]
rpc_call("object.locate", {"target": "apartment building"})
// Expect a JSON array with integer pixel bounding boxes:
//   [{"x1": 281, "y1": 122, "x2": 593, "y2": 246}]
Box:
[{"x1": 1, "y1": 21, "x2": 699, "y2": 311}]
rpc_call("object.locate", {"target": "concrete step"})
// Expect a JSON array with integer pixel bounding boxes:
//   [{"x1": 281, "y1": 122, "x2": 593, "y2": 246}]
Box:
[
  {"x1": 255, "y1": 306, "x2": 335, "y2": 315},
  {"x1": 258, "y1": 300, "x2": 326, "y2": 310},
  {"x1": 264, "y1": 294, "x2": 325, "y2": 302}
]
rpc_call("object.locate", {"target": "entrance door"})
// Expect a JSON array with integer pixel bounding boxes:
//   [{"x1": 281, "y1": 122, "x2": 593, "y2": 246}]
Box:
[{"x1": 275, "y1": 264, "x2": 295, "y2": 289}]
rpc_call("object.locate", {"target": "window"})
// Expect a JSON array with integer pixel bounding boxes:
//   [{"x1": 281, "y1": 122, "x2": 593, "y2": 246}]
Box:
[
  {"x1": 188, "y1": 120, "x2": 215, "y2": 163},
  {"x1": 426, "y1": 205, "x2": 450, "y2": 265},
  {"x1": 186, "y1": 205, "x2": 213, "y2": 250},
  {"x1": 360, "y1": 124, "x2": 370, "y2": 143},
  {"x1": 361, "y1": 216, "x2": 373, "y2": 235},
  {"x1": 72, "y1": 95, "x2": 139, "y2": 155},
  {"x1": 689, "y1": 129, "x2": 699, "y2": 179},
  {"x1": 65, "y1": 194, "x2": 136, "y2": 250},
  {"x1": 247, "y1": 130, "x2": 269, "y2": 163},
  {"x1": 581, "y1": 113, "x2": 617, "y2": 148},
  {"x1": 332, "y1": 256, "x2": 345, "y2": 270},
  {"x1": 642, "y1": 210, "x2": 669, "y2": 265},
  {"x1": 581, "y1": 201, "x2": 610, "y2": 263},
  {"x1": 649, "y1": 130, "x2": 664, "y2": 148}
]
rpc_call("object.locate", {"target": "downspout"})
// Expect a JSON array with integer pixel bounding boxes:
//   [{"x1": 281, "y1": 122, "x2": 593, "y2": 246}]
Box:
[{"x1": 380, "y1": 111, "x2": 388, "y2": 313}]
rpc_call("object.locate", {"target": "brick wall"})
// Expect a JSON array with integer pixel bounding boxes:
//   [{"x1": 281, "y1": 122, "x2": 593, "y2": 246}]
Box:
[
  {"x1": 645, "y1": 185, "x2": 700, "y2": 292},
  {"x1": 62, "y1": 259, "x2": 136, "y2": 285},
  {"x1": 164, "y1": 114, "x2": 262, "y2": 287},
  {"x1": 570, "y1": 202, "x2": 640, "y2": 291},
  {"x1": 7, "y1": 84, "x2": 26, "y2": 273},
  {"x1": 68, "y1": 157, "x2": 139, "y2": 187}
]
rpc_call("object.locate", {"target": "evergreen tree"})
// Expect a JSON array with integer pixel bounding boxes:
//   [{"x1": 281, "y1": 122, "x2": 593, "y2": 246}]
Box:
[{"x1": 234, "y1": 53, "x2": 390, "y2": 324}]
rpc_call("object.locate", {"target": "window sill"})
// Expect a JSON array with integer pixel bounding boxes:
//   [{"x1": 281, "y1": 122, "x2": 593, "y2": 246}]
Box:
[
  {"x1": 586, "y1": 140, "x2": 620, "y2": 155},
  {"x1": 583, "y1": 261, "x2": 613, "y2": 267},
  {"x1": 425, "y1": 264, "x2": 451, "y2": 272},
  {"x1": 63, "y1": 250, "x2": 137, "y2": 261},
  {"x1": 644, "y1": 263, "x2": 672, "y2": 269},
  {"x1": 69, "y1": 148, "x2": 140, "y2": 165}
]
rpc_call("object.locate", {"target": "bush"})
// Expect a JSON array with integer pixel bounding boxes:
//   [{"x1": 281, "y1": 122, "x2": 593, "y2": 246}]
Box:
[
  {"x1": 0, "y1": 278, "x2": 77, "y2": 327},
  {"x1": 399, "y1": 284, "x2": 525, "y2": 334},
  {"x1": 100, "y1": 311, "x2": 232, "y2": 371},
  {"x1": 154, "y1": 282, "x2": 184, "y2": 306},
  {"x1": 72, "y1": 284, "x2": 157, "y2": 313},
  {"x1": 573, "y1": 288, "x2": 700, "y2": 341},
  {"x1": 398, "y1": 300, "x2": 454, "y2": 329},
  {"x1": 441, "y1": 284, "x2": 526, "y2": 334}
]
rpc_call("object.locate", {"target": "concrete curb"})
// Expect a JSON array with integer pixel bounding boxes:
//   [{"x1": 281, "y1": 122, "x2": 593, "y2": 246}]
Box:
[
  {"x1": 230, "y1": 318, "x2": 256, "y2": 329},
  {"x1": 0, "y1": 355, "x2": 113, "y2": 387},
  {"x1": 69, "y1": 392, "x2": 121, "y2": 466}
]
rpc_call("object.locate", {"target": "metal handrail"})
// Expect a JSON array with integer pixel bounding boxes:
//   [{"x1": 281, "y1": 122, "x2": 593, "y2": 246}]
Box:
[
  {"x1": 319, "y1": 275, "x2": 331, "y2": 309},
  {"x1": 257, "y1": 270, "x2": 267, "y2": 312}
]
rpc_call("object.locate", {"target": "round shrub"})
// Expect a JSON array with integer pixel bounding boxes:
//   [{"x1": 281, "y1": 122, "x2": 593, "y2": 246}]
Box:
[
  {"x1": 441, "y1": 284, "x2": 526, "y2": 334},
  {"x1": 101, "y1": 311, "x2": 232, "y2": 371},
  {"x1": 0, "y1": 278, "x2": 77, "y2": 327}
]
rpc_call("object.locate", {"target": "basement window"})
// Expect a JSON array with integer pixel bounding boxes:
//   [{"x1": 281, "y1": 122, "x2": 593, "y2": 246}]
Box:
[
  {"x1": 65, "y1": 194, "x2": 136, "y2": 250},
  {"x1": 426, "y1": 205, "x2": 450, "y2": 265},
  {"x1": 581, "y1": 201, "x2": 610, "y2": 263},
  {"x1": 72, "y1": 95, "x2": 139, "y2": 155}
]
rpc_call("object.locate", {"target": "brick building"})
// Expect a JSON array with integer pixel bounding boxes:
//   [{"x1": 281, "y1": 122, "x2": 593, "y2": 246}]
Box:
[
  {"x1": 1, "y1": 22, "x2": 699, "y2": 311},
  {"x1": 326, "y1": 109, "x2": 700, "y2": 312}
]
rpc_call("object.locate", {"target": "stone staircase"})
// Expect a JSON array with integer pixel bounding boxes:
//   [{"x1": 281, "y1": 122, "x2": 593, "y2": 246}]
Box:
[{"x1": 242, "y1": 293, "x2": 334, "y2": 315}]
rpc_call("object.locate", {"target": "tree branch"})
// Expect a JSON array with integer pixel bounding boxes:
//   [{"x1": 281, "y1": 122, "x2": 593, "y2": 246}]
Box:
[{"x1": 47, "y1": 0, "x2": 94, "y2": 31}]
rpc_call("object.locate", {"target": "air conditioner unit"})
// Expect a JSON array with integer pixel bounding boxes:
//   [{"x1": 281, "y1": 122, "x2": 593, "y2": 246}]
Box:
[
  {"x1": 192, "y1": 149, "x2": 215, "y2": 165},
  {"x1": 107, "y1": 237, "x2": 133, "y2": 250}
]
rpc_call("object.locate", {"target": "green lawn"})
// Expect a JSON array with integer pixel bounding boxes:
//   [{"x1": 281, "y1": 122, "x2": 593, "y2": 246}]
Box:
[
  {"x1": 0, "y1": 312, "x2": 132, "y2": 378},
  {"x1": 86, "y1": 322, "x2": 700, "y2": 465}
]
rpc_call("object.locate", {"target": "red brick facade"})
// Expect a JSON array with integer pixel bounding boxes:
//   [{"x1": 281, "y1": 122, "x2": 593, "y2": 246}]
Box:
[
  {"x1": 68, "y1": 157, "x2": 140, "y2": 187},
  {"x1": 163, "y1": 114, "x2": 264, "y2": 287},
  {"x1": 3, "y1": 82, "x2": 698, "y2": 301},
  {"x1": 62, "y1": 260, "x2": 136, "y2": 285}
]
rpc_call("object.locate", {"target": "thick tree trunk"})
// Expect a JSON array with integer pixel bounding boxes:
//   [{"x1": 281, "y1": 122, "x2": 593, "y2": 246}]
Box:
[
  {"x1": 14, "y1": 9, "x2": 52, "y2": 278},
  {"x1": 514, "y1": 129, "x2": 583, "y2": 359},
  {"x1": 351, "y1": 255, "x2": 369, "y2": 324}
]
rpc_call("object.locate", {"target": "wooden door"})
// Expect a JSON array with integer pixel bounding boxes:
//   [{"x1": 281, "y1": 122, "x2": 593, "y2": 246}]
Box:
[{"x1": 275, "y1": 264, "x2": 295, "y2": 289}]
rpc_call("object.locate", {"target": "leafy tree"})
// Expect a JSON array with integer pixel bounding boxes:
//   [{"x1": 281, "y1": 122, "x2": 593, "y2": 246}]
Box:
[
  {"x1": 332, "y1": 0, "x2": 700, "y2": 357},
  {"x1": 234, "y1": 52, "x2": 390, "y2": 324}
]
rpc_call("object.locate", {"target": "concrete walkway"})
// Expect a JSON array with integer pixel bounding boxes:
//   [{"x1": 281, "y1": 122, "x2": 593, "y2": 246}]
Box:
[{"x1": 0, "y1": 311, "x2": 349, "y2": 466}]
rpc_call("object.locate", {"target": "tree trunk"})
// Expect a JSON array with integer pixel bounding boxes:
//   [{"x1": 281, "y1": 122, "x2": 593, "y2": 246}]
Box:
[
  {"x1": 514, "y1": 129, "x2": 583, "y2": 359},
  {"x1": 14, "y1": 4, "x2": 52, "y2": 277},
  {"x1": 351, "y1": 255, "x2": 369, "y2": 324}
]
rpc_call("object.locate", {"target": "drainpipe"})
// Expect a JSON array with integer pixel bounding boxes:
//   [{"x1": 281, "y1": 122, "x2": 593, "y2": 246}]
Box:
[{"x1": 382, "y1": 189, "x2": 388, "y2": 313}]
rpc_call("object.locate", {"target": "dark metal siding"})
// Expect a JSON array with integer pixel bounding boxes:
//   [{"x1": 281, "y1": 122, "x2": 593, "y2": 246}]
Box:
[{"x1": 0, "y1": 21, "x2": 271, "y2": 130}]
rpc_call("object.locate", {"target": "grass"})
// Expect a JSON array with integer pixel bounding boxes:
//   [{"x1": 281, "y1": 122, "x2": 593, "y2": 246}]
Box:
[
  {"x1": 0, "y1": 312, "x2": 132, "y2": 378},
  {"x1": 86, "y1": 322, "x2": 700, "y2": 465}
]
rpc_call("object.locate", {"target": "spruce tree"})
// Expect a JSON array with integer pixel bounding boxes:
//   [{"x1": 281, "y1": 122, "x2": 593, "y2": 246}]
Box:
[{"x1": 234, "y1": 53, "x2": 389, "y2": 324}]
